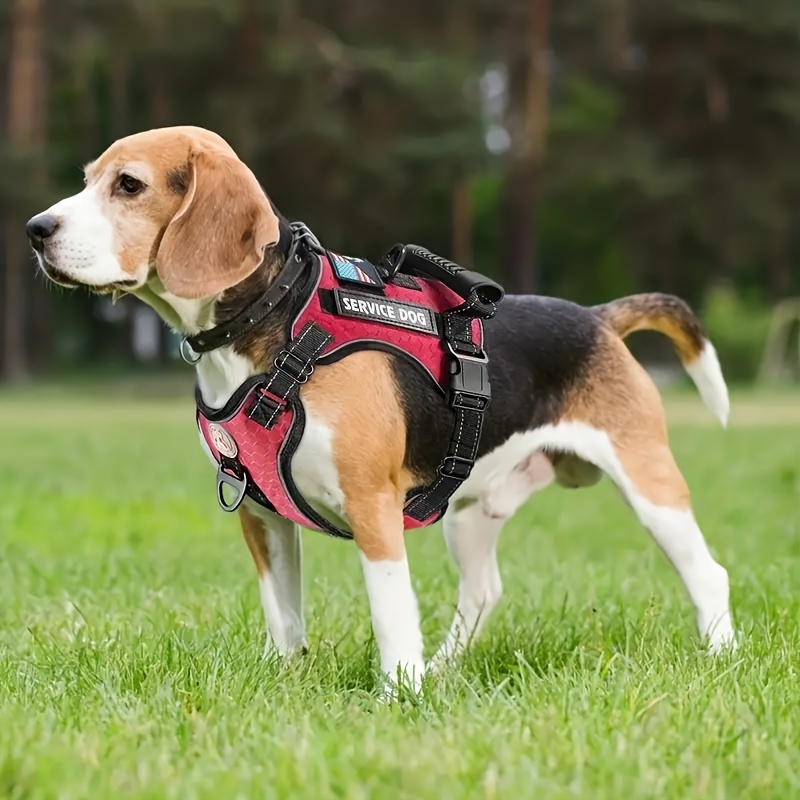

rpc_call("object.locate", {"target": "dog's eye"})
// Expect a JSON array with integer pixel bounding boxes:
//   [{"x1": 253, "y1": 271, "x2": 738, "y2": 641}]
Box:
[{"x1": 117, "y1": 174, "x2": 144, "y2": 196}]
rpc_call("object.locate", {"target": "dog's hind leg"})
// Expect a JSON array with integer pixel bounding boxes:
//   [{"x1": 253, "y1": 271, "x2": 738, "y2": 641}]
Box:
[
  {"x1": 610, "y1": 440, "x2": 735, "y2": 651},
  {"x1": 430, "y1": 451, "x2": 555, "y2": 669},
  {"x1": 561, "y1": 339, "x2": 735, "y2": 650}
]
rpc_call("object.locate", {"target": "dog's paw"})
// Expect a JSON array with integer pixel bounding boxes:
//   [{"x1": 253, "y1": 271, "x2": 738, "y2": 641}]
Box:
[
  {"x1": 377, "y1": 663, "x2": 425, "y2": 702},
  {"x1": 706, "y1": 630, "x2": 739, "y2": 655},
  {"x1": 703, "y1": 615, "x2": 738, "y2": 654},
  {"x1": 262, "y1": 637, "x2": 309, "y2": 662}
]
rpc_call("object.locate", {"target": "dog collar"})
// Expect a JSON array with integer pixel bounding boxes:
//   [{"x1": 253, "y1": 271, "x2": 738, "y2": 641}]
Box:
[{"x1": 180, "y1": 222, "x2": 320, "y2": 362}]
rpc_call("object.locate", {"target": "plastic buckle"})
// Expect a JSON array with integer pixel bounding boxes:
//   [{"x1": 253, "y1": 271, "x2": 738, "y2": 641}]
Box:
[
  {"x1": 446, "y1": 341, "x2": 491, "y2": 410},
  {"x1": 438, "y1": 455, "x2": 474, "y2": 479},
  {"x1": 273, "y1": 349, "x2": 314, "y2": 383}
]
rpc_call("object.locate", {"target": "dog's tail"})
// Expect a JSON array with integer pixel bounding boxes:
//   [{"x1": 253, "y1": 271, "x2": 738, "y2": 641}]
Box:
[{"x1": 594, "y1": 293, "x2": 729, "y2": 427}]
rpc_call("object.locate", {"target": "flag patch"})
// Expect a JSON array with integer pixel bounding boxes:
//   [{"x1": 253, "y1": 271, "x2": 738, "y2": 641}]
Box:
[{"x1": 329, "y1": 253, "x2": 384, "y2": 288}]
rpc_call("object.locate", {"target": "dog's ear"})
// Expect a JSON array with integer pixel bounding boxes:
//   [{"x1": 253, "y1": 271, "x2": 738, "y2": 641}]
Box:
[{"x1": 156, "y1": 148, "x2": 279, "y2": 299}]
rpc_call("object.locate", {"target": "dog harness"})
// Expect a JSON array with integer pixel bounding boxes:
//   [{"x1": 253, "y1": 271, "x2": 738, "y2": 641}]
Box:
[{"x1": 192, "y1": 223, "x2": 503, "y2": 539}]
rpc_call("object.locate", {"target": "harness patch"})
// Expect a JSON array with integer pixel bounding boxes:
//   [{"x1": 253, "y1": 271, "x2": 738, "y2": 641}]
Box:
[
  {"x1": 208, "y1": 422, "x2": 238, "y2": 458},
  {"x1": 329, "y1": 253, "x2": 384, "y2": 288},
  {"x1": 333, "y1": 288, "x2": 438, "y2": 335}
]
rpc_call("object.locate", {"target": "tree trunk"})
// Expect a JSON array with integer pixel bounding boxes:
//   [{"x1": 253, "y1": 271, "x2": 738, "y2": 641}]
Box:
[
  {"x1": 3, "y1": 0, "x2": 47, "y2": 382},
  {"x1": 605, "y1": 0, "x2": 630, "y2": 73},
  {"x1": 500, "y1": 0, "x2": 551, "y2": 293}
]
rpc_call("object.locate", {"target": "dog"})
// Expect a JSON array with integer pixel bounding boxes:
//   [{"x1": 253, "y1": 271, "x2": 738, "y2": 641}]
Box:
[{"x1": 26, "y1": 126, "x2": 735, "y2": 691}]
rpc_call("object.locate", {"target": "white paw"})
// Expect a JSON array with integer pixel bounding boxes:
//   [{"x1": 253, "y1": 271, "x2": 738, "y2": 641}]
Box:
[
  {"x1": 262, "y1": 637, "x2": 309, "y2": 661},
  {"x1": 703, "y1": 615, "x2": 738, "y2": 654},
  {"x1": 427, "y1": 646, "x2": 460, "y2": 673},
  {"x1": 378, "y1": 663, "x2": 425, "y2": 700}
]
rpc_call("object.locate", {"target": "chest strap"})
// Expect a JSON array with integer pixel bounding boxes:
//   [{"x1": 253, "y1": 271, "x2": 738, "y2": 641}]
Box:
[
  {"x1": 247, "y1": 322, "x2": 333, "y2": 430},
  {"x1": 403, "y1": 299, "x2": 491, "y2": 522}
]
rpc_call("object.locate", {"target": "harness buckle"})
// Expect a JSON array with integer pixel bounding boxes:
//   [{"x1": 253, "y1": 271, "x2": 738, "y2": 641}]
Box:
[{"x1": 446, "y1": 341, "x2": 491, "y2": 410}]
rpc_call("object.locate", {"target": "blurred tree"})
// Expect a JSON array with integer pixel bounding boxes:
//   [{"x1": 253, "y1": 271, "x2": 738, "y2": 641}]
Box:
[
  {"x1": 0, "y1": 0, "x2": 798, "y2": 381},
  {"x1": 2, "y1": 0, "x2": 47, "y2": 381},
  {"x1": 500, "y1": 0, "x2": 552, "y2": 293}
]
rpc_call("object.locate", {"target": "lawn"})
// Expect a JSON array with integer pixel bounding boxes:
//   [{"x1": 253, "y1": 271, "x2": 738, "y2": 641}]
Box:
[{"x1": 0, "y1": 385, "x2": 798, "y2": 799}]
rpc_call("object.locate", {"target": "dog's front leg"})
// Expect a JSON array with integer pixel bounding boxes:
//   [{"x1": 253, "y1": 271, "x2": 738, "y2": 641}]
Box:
[
  {"x1": 239, "y1": 502, "x2": 307, "y2": 657},
  {"x1": 351, "y1": 492, "x2": 425, "y2": 693}
]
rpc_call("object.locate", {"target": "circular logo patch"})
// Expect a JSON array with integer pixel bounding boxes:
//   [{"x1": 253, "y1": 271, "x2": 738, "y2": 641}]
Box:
[{"x1": 208, "y1": 423, "x2": 238, "y2": 459}]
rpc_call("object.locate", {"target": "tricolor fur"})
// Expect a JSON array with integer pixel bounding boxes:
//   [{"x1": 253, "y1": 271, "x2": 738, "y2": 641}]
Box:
[{"x1": 26, "y1": 126, "x2": 736, "y2": 693}]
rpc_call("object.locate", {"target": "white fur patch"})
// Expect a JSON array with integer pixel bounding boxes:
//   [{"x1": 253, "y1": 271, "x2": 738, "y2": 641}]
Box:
[
  {"x1": 291, "y1": 410, "x2": 347, "y2": 525},
  {"x1": 685, "y1": 341, "x2": 730, "y2": 427},
  {"x1": 35, "y1": 187, "x2": 136, "y2": 287},
  {"x1": 448, "y1": 420, "x2": 735, "y2": 650},
  {"x1": 359, "y1": 552, "x2": 425, "y2": 690},
  {"x1": 196, "y1": 346, "x2": 258, "y2": 410}
]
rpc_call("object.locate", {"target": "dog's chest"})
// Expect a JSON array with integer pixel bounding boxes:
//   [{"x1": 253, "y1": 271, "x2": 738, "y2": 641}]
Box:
[{"x1": 290, "y1": 410, "x2": 347, "y2": 522}]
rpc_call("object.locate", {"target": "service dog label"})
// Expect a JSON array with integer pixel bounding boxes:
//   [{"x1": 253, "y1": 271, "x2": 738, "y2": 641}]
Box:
[{"x1": 333, "y1": 289, "x2": 437, "y2": 335}]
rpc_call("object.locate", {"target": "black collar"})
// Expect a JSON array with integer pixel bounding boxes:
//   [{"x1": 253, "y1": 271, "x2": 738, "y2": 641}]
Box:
[{"x1": 181, "y1": 222, "x2": 320, "y2": 361}]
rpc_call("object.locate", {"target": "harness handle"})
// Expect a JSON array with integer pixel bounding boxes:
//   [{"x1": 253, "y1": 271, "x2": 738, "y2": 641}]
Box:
[{"x1": 387, "y1": 244, "x2": 505, "y2": 306}]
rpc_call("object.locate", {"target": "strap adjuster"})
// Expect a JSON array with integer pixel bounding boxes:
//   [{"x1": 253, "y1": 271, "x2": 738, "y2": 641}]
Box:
[
  {"x1": 274, "y1": 349, "x2": 315, "y2": 383},
  {"x1": 438, "y1": 455, "x2": 474, "y2": 479},
  {"x1": 248, "y1": 388, "x2": 287, "y2": 429}
]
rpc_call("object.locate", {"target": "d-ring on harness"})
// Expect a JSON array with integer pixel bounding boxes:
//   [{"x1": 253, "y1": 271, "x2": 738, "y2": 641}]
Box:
[{"x1": 194, "y1": 222, "x2": 504, "y2": 538}]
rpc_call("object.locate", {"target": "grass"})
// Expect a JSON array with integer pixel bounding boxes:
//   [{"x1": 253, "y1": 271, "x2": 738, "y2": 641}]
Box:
[{"x1": 0, "y1": 385, "x2": 798, "y2": 799}]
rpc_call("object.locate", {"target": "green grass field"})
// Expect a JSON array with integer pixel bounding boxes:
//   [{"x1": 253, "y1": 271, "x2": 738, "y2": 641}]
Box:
[{"x1": 1, "y1": 386, "x2": 798, "y2": 799}]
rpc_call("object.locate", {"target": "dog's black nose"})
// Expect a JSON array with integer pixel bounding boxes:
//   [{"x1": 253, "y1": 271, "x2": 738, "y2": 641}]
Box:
[{"x1": 26, "y1": 213, "x2": 59, "y2": 249}]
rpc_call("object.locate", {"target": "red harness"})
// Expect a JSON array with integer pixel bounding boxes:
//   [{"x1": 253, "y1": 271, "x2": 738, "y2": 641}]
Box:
[{"x1": 196, "y1": 232, "x2": 497, "y2": 538}]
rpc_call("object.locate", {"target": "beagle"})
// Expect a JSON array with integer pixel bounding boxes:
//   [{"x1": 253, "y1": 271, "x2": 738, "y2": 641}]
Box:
[{"x1": 26, "y1": 126, "x2": 736, "y2": 691}]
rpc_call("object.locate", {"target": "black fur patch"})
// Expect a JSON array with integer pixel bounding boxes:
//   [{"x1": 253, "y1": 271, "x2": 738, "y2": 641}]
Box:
[
  {"x1": 393, "y1": 295, "x2": 602, "y2": 484},
  {"x1": 167, "y1": 167, "x2": 190, "y2": 194}
]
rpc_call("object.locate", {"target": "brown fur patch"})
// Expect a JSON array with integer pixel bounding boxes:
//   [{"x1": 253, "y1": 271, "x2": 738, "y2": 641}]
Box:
[
  {"x1": 301, "y1": 350, "x2": 413, "y2": 562},
  {"x1": 82, "y1": 126, "x2": 280, "y2": 295},
  {"x1": 596, "y1": 293, "x2": 705, "y2": 363},
  {"x1": 562, "y1": 330, "x2": 690, "y2": 508},
  {"x1": 239, "y1": 505, "x2": 270, "y2": 576}
]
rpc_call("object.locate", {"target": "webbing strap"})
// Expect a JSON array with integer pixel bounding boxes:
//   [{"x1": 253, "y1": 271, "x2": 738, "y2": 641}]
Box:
[
  {"x1": 404, "y1": 302, "x2": 491, "y2": 522},
  {"x1": 248, "y1": 322, "x2": 332, "y2": 429}
]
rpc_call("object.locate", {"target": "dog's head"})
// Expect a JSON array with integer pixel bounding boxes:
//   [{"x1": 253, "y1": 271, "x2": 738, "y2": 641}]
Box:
[{"x1": 26, "y1": 126, "x2": 280, "y2": 299}]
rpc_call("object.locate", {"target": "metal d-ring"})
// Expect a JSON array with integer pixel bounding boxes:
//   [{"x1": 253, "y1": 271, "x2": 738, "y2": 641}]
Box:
[
  {"x1": 216, "y1": 465, "x2": 248, "y2": 512},
  {"x1": 180, "y1": 337, "x2": 202, "y2": 364}
]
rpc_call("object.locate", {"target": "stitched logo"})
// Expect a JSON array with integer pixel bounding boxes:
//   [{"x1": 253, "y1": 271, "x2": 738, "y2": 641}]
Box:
[
  {"x1": 333, "y1": 289, "x2": 437, "y2": 335},
  {"x1": 208, "y1": 423, "x2": 238, "y2": 459}
]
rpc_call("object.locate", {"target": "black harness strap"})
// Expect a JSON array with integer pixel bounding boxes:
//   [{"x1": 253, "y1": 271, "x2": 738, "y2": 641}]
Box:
[
  {"x1": 403, "y1": 298, "x2": 493, "y2": 522},
  {"x1": 248, "y1": 322, "x2": 333, "y2": 429}
]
